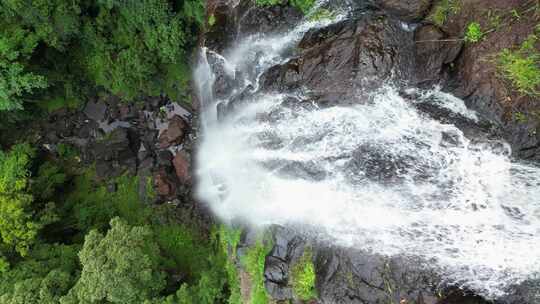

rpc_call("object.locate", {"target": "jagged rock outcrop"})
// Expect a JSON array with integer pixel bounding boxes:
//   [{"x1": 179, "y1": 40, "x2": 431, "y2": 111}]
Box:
[
  {"x1": 375, "y1": 0, "x2": 433, "y2": 22},
  {"x1": 261, "y1": 15, "x2": 416, "y2": 103}
]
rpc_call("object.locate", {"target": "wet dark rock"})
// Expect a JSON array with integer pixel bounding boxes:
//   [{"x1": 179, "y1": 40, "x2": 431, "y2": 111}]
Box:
[
  {"x1": 157, "y1": 150, "x2": 173, "y2": 167},
  {"x1": 217, "y1": 85, "x2": 255, "y2": 120},
  {"x1": 91, "y1": 128, "x2": 138, "y2": 180},
  {"x1": 347, "y1": 143, "x2": 443, "y2": 184},
  {"x1": 119, "y1": 104, "x2": 138, "y2": 120},
  {"x1": 84, "y1": 100, "x2": 107, "y2": 121},
  {"x1": 263, "y1": 226, "x2": 306, "y2": 301},
  {"x1": 414, "y1": 25, "x2": 462, "y2": 85},
  {"x1": 375, "y1": 0, "x2": 432, "y2": 22},
  {"x1": 260, "y1": 15, "x2": 416, "y2": 103},
  {"x1": 316, "y1": 249, "x2": 439, "y2": 304},
  {"x1": 236, "y1": 1, "x2": 303, "y2": 38},
  {"x1": 207, "y1": 51, "x2": 237, "y2": 100},
  {"x1": 205, "y1": 0, "x2": 238, "y2": 52}
]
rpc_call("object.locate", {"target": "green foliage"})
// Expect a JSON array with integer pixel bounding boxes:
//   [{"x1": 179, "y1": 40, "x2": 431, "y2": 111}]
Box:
[
  {"x1": 0, "y1": 0, "x2": 83, "y2": 112},
  {"x1": 290, "y1": 0, "x2": 316, "y2": 14},
  {"x1": 291, "y1": 248, "x2": 317, "y2": 301},
  {"x1": 430, "y1": 0, "x2": 461, "y2": 26},
  {"x1": 63, "y1": 169, "x2": 150, "y2": 234},
  {"x1": 254, "y1": 0, "x2": 315, "y2": 14},
  {"x1": 0, "y1": 243, "x2": 80, "y2": 304},
  {"x1": 515, "y1": 111, "x2": 528, "y2": 123},
  {"x1": 0, "y1": 144, "x2": 57, "y2": 256},
  {"x1": 81, "y1": 0, "x2": 202, "y2": 100},
  {"x1": 0, "y1": 26, "x2": 47, "y2": 111},
  {"x1": 464, "y1": 22, "x2": 484, "y2": 43},
  {"x1": 498, "y1": 34, "x2": 540, "y2": 96},
  {"x1": 309, "y1": 8, "x2": 335, "y2": 22},
  {"x1": 219, "y1": 225, "x2": 243, "y2": 304},
  {"x1": 0, "y1": 0, "x2": 204, "y2": 113},
  {"x1": 255, "y1": 0, "x2": 282, "y2": 6},
  {"x1": 61, "y1": 217, "x2": 166, "y2": 304},
  {"x1": 242, "y1": 235, "x2": 272, "y2": 304},
  {"x1": 155, "y1": 224, "x2": 213, "y2": 280}
]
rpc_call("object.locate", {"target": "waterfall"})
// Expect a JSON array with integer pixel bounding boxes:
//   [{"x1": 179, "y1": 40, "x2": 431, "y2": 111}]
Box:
[{"x1": 194, "y1": 3, "x2": 540, "y2": 300}]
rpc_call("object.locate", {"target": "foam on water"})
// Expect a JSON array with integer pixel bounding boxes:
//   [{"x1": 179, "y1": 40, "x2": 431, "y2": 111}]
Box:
[{"x1": 195, "y1": 3, "x2": 540, "y2": 299}]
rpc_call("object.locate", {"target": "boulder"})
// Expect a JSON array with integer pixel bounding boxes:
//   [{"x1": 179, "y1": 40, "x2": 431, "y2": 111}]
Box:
[
  {"x1": 376, "y1": 0, "x2": 433, "y2": 22},
  {"x1": 154, "y1": 168, "x2": 175, "y2": 198},
  {"x1": 84, "y1": 100, "x2": 107, "y2": 122},
  {"x1": 260, "y1": 15, "x2": 416, "y2": 104},
  {"x1": 159, "y1": 115, "x2": 187, "y2": 148},
  {"x1": 236, "y1": 0, "x2": 303, "y2": 38},
  {"x1": 414, "y1": 25, "x2": 462, "y2": 84},
  {"x1": 91, "y1": 128, "x2": 138, "y2": 180},
  {"x1": 173, "y1": 152, "x2": 191, "y2": 184}
]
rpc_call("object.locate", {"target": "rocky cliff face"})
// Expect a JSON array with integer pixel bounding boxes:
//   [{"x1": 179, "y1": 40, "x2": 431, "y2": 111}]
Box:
[{"x1": 199, "y1": 1, "x2": 540, "y2": 304}]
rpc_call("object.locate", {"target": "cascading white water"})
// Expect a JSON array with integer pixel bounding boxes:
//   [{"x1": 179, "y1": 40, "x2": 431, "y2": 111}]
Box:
[{"x1": 195, "y1": 3, "x2": 540, "y2": 299}]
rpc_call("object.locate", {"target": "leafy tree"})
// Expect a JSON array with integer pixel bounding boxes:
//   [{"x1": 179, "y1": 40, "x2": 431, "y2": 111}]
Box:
[
  {"x1": 0, "y1": 0, "x2": 83, "y2": 111},
  {"x1": 0, "y1": 144, "x2": 57, "y2": 256},
  {"x1": 61, "y1": 217, "x2": 166, "y2": 304},
  {"x1": 0, "y1": 25, "x2": 47, "y2": 111},
  {"x1": 0, "y1": 243, "x2": 80, "y2": 304},
  {"x1": 81, "y1": 0, "x2": 203, "y2": 100}
]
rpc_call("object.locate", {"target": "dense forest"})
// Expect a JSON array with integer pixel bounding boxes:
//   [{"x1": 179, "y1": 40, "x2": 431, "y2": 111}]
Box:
[{"x1": 0, "y1": 1, "x2": 233, "y2": 303}]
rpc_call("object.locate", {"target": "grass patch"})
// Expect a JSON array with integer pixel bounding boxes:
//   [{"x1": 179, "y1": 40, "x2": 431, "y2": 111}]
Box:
[
  {"x1": 498, "y1": 34, "x2": 540, "y2": 96},
  {"x1": 242, "y1": 234, "x2": 272, "y2": 304},
  {"x1": 430, "y1": 0, "x2": 461, "y2": 26},
  {"x1": 291, "y1": 247, "x2": 317, "y2": 301}
]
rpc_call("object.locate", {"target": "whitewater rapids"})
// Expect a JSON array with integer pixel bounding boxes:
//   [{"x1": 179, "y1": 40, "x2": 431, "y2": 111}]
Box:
[{"x1": 195, "y1": 3, "x2": 540, "y2": 299}]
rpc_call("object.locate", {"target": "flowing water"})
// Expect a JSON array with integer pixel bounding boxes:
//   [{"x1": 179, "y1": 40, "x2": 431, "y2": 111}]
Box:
[{"x1": 195, "y1": 3, "x2": 540, "y2": 299}]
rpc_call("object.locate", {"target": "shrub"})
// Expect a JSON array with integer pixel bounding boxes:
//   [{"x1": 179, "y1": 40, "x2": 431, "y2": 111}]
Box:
[
  {"x1": 61, "y1": 217, "x2": 166, "y2": 304},
  {"x1": 255, "y1": 0, "x2": 316, "y2": 14},
  {"x1": 430, "y1": 0, "x2": 461, "y2": 26},
  {"x1": 498, "y1": 34, "x2": 540, "y2": 96},
  {"x1": 291, "y1": 248, "x2": 317, "y2": 300},
  {"x1": 242, "y1": 236, "x2": 272, "y2": 304},
  {"x1": 0, "y1": 144, "x2": 58, "y2": 256},
  {"x1": 465, "y1": 22, "x2": 484, "y2": 43}
]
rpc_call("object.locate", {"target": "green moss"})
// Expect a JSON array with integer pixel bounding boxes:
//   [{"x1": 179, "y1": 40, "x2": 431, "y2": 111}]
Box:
[
  {"x1": 464, "y1": 22, "x2": 484, "y2": 43},
  {"x1": 309, "y1": 8, "x2": 335, "y2": 22},
  {"x1": 430, "y1": 0, "x2": 461, "y2": 26},
  {"x1": 515, "y1": 112, "x2": 528, "y2": 123},
  {"x1": 291, "y1": 247, "x2": 317, "y2": 301},
  {"x1": 255, "y1": 0, "x2": 315, "y2": 15},
  {"x1": 242, "y1": 234, "x2": 272, "y2": 304},
  {"x1": 219, "y1": 225, "x2": 243, "y2": 304},
  {"x1": 498, "y1": 34, "x2": 540, "y2": 96}
]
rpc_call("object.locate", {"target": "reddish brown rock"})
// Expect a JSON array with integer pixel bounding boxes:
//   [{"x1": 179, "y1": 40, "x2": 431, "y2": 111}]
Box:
[
  {"x1": 173, "y1": 152, "x2": 191, "y2": 184},
  {"x1": 159, "y1": 115, "x2": 187, "y2": 148},
  {"x1": 154, "y1": 169, "x2": 175, "y2": 197}
]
